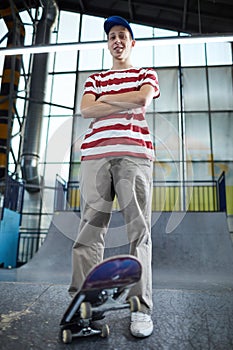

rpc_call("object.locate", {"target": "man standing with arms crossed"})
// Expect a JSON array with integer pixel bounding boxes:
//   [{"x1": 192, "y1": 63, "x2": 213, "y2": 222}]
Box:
[{"x1": 69, "y1": 16, "x2": 160, "y2": 338}]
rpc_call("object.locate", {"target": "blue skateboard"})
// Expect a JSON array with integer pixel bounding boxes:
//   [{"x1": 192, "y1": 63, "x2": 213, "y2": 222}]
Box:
[{"x1": 60, "y1": 255, "x2": 142, "y2": 344}]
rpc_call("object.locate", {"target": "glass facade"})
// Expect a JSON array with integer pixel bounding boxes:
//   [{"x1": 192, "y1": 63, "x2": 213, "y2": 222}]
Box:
[{"x1": 0, "y1": 9, "x2": 232, "y2": 240}]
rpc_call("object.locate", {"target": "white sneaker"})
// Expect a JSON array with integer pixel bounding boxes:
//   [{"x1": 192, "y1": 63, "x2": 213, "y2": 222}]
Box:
[{"x1": 130, "y1": 311, "x2": 153, "y2": 338}]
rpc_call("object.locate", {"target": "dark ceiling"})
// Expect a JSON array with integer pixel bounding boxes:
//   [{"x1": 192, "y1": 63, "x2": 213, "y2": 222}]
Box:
[{"x1": 10, "y1": 0, "x2": 233, "y2": 35}]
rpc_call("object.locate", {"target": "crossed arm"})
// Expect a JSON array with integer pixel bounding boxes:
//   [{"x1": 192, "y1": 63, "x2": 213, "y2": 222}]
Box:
[{"x1": 80, "y1": 84, "x2": 155, "y2": 119}]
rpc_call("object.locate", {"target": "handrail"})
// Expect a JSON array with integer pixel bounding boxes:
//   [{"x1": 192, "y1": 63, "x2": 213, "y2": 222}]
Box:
[{"x1": 54, "y1": 174, "x2": 226, "y2": 213}]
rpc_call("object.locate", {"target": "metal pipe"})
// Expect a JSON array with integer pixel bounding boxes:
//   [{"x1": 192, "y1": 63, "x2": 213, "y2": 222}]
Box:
[{"x1": 21, "y1": 0, "x2": 58, "y2": 192}]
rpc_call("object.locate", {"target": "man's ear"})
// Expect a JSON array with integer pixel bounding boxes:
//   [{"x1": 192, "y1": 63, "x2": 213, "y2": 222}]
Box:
[{"x1": 131, "y1": 39, "x2": 136, "y2": 47}]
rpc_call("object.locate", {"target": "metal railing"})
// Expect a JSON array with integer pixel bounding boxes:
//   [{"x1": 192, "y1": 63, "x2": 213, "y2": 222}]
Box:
[
  {"x1": 0, "y1": 172, "x2": 227, "y2": 266},
  {"x1": 0, "y1": 175, "x2": 25, "y2": 220},
  {"x1": 54, "y1": 172, "x2": 226, "y2": 213},
  {"x1": 17, "y1": 231, "x2": 47, "y2": 265}
]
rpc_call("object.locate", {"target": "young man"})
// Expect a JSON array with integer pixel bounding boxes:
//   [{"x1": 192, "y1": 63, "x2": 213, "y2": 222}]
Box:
[{"x1": 69, "y1": 16, "x2": 160, "y2": 338}]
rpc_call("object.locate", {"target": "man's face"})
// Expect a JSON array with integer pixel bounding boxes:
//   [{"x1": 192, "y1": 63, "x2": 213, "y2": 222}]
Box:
[{"x1": 107, "y1": 25, "x2": 135, "y2": 61}]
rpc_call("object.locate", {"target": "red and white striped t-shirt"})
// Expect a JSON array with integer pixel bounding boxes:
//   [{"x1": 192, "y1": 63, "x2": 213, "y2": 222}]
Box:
[{"x1": 80, "y1": 67, "x2": 160, "y2": 161}]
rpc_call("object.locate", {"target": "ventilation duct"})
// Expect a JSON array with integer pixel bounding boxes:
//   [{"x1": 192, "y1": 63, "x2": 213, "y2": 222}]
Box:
[
  {"x1": 0, "y1": 2, "x2": 25, "y2": 181},
  {"x1": 21, "y1": 0, "x2": 58, "y2": 192}
]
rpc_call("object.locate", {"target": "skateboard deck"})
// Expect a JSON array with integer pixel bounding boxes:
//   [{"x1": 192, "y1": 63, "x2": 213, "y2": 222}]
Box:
[{"x1": 60, "y1": 255, "x2": 142, "y2": 344}]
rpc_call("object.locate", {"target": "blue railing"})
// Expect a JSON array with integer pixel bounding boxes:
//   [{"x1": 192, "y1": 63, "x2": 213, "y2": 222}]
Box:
[
  {"x1": 0, "y1": 175, "x2": 24, "y2": 220},
  {"x1": 0, "y1": 176, "x2": 25, "y2": 267}
]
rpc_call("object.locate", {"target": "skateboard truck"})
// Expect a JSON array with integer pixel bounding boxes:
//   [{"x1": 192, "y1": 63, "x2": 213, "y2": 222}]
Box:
[{"x1": 62, "y1": 320, "x2": 108, "y2": 344}]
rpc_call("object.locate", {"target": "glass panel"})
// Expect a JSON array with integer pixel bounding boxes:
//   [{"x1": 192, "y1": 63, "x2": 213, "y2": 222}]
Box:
[
  {"x1": 185, "y1": 112, "x2": 211, "y2": 161},
  {"x1": 183, "y1": 68, "x2": 208, "y2": 111},
  {"x1": 154, "y1": 161, "x2": 181, "y2": 181},
  {"x1": 154, "y1": 45, "x2": 179, "y2": 67},
  {"x1": 131, "y1": 23, "x2": 154, "y2": 38},
  {"x1": 44, "y1": 115, "x2": 72, "y2": 164},
  {"x1": 206, "y1": 42, "x2": 232, "y2": 66},
  {"x1": 40, "y1": 116, "x2": 49, "y2": 154},
  {"x1": 130, "y1": 24, "x2": 154, "y2": 66},
  {"x1": 180, "y1": 43, "x2": 206, "y2": 66},
  {"x1": 0, "y1": 19, "x2": 7, "y2": 45},
  {"x1": 132, "y1": 45, "x2": 153, "y2": 67},
  {"x1": 212, "y1": 112, "x2": 233, "y2": 160},
  {"x1": 18, "y1": 10, "x2": 39, "y2": 71},
  {"x1": 154, "y1": 113, "x2": 180, "y2": 162},
  {"x1": 43, "y1": 163, "x2": 70, "y2": 188},
  {"x1": 153, "y1": 162, "x2": 183, "y2": 212},
  {"x1": 48, "y1": 73, "x2": 76, "y2": 113},
  {"x1": 19, "y1": 9, "x2": 35, "y2": 45},
  {"x1": 16, "y1": 78, "x2": 27, "y2": 115},
  {"x1": 81, "y1": 15, "x2": 105, "y2": 41},
  {"x1": 20, "y1": 53, "x2": 31, "y2": 74},
  {"x1": 103, "y1": 48, "x2": 112, "y2": 69},
  {"x1": 189, "y1": 162, "x2": 213, "y2": 181},
  {"x1": 154, "y1": 26, "x2": 179, "y2": 68},
  {"x1": 0, "y1": 19, "x2": 7, "y2": 72},
  {"x1": 54, "y1": 50, "x2": 77, "y2": 72},
  {"x1": 78, "y1": 15, "x2": 105, "y2": 70},
  {"x1": 208, "y1": 66, "x2": 233, "y2": 110},
  {"x1": 155, "y1": 68, "x2": 179, "y2": 112},
  {"x1": 57, "y1": 11, "x2": 80, "y2": 43},
  {"x1": 79, "y1": 49, "x2": 103, "y2": 70}
]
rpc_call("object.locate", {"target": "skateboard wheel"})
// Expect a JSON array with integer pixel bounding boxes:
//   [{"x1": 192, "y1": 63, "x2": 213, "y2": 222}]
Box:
[
  {"x1": 80, "y1": 301, "x2": 92, "y2": 319},
  {"x1": 128, "y1": 296, "x2": 141, "y2": 312},
  {"x1": 100, "y1": 324, "x2": 110, "y2": 338},
  {"x1": 61, "y1": 329, "x2": 72, "y2": 344}
]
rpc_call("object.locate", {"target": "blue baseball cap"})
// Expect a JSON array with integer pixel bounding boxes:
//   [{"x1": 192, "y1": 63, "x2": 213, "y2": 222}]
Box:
[{"x1": 104, "y1": 16, "x2": 134, "y2": 39}]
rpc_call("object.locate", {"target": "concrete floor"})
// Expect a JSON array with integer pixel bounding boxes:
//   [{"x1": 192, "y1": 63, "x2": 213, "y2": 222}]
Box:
[{"x1": 0, "y1": 282, "x2": 233, "y2": 350}]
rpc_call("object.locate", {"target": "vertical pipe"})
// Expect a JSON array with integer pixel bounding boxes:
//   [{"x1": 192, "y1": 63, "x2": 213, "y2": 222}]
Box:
[{"x1": 21, "y1": 0, "x2": 58, "y2": 191}]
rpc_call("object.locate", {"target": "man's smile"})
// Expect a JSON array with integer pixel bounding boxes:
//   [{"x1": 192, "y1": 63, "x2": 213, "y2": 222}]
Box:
[{"x1": 113, "y1": 45, "x2": 124, "y2": 53}]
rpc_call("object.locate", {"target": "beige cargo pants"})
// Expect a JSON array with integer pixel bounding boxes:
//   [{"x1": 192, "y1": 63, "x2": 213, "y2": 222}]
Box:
[{"x1": 68, "y1": 156, "x2": 153, "y2": 311}]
